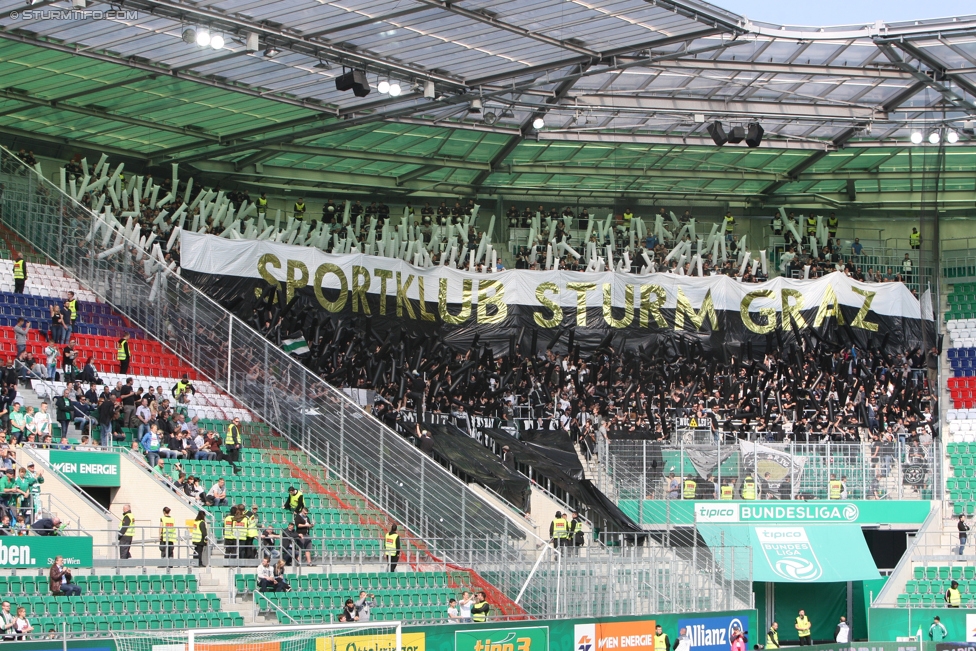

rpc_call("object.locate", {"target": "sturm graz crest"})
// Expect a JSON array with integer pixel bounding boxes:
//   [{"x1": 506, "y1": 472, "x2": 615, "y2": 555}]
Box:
[{"x1": 902, "y1": 464, "x2": 927, "y2": 486}]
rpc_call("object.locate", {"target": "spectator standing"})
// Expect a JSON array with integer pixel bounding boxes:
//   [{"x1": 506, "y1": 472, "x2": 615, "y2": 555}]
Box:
[
  {"x1": 120, "y1": 378, "x2": 136, "y2": 428},
  {"x1": 54, "y1": 389, "x2": 71, "y2": 441},
  {"x1": 674, "y1": 628, "x2": 690, "y2": 651},
  {"x1": 11, "y1": 254, "x2": 26, "y2": 294},
  {"x1": 158, "y1": 506, "x2": 176, "y2": 558},
  {"x1": 12, "y1": 607, "x2": 32, "y2": 641},
  {"x1": 43, "y1": 343, "x2": 58, "y2": 381},
  {"x1": 118, "y1": 504, "x2": 134, "y2": 559},
  {"x1": 929, "y1": 616, "x2": 948, "y2": 641},
  {"x1": 141, "y1": 423, "x2": 162, "y2": 467},
  {"x1": 1, "y1": 601, "x2": 16, "y2": 641},
  {"x1": 116, "y1": 334, "x2": 131, "y2": 375},
  {"x1": 135, "y1": 398, "x2": 152, "y2": 439},
  {"x1": 458, "y1": 591, "x2": 473, "y2": 623},
  {"x1": 49, "y1": 556, "x2": 81, "y2": 596},
  {"x1": 471, "y1": 591, "x2": 490, "y2": 623},
  {"x1": 0, "y1": 468, "x2": 24, "y2": 521},
  {"x1": 834, "y1": 616, "x2": 850, "y2": 643},
  {"x1": 355, "y1": 591, "x2": 374, "y2": 622},
  {"x1": 97, "y1": 395, "x2": 115, "y2": 444},
  {"x1": 447, "y1": 598, "x2": 460, "y2": 623},
  {"x1": 958, "y1": 515, "x2": 970, "y2": 555},
  {"x1": 385, "y1": 523, "x2": 401, "y2": 572},
  {"x1": 13, "y1": 319, "x2": 28, "y2": 357},
  {"x1": 293, "y1": 508, "x2": 313, "y2": 565}
]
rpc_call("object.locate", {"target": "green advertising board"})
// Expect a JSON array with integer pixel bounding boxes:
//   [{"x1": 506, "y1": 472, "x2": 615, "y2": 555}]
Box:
[
  {"x1": 0, "y1": 536, "x2": 93, "y2": 567},
  {"x1": 869, "y1": 608, "x2": 976, "y2": 643},
  {"x1": 40, "y1": 450, "x2": 121, "y2": 487},
  {"x1": 619, "y1": 500, "x2": 933, "y2": 527},
  {"x1": 455, "y1": 625, "x2": 549, "y2": 651}
]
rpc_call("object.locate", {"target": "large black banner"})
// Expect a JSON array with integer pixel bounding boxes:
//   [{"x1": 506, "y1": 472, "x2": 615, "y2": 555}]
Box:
[{"x1": 182, "y1": 232, "x2": 931, "y2": 357}]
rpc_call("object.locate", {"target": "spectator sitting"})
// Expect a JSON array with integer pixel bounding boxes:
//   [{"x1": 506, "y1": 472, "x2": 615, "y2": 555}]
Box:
[
  {"x1": 208, "y1": 478, "x2": 228, "y2": 506},
  {"x1": 78, "y1": 358, "x2": 99, "y2": 384},
  {"x1": 273, "y1": 559, "x2": 292, "y2": 592},
  {"x1": 49, "y1": 555, "x2": 81, "y2": 596},
  {"x1": 256, "y1": 557, "x2": 284, "y2": 592},
  {"x1": 70, "y1": 396, "x2": 94, "y2": 434},
  {"x1": 260, "y1": 527, "x2": 281, "y2": 559}
]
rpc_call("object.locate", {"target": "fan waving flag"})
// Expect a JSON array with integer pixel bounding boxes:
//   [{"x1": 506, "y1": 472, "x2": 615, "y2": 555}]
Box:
[{"x1": 282, "y1": 337, "x2": 310, "y2": 356}]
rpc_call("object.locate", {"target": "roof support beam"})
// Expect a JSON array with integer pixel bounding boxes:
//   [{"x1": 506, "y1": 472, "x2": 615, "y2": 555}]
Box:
[
  {"x1": 396, "y1": 166, "x2": 437, "y2": 185},
  {"x1": 0, "y1": 124, "x2": 149, "y2": 160},
  {"x1": 889, "y1": 41, "x2": 976, "y2": 106},
  {"x1": 658, "y1": 58, "x2": 915, "y2": 80},
  {"x1": 575, "y1": 95, "x2": 883, "y2": 121},
  {"x1": 874, "y1": 42, "x2": 976, "y2": 113}
]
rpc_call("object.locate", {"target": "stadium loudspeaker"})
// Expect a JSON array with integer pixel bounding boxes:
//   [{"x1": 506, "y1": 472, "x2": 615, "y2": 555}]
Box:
[
  {"x1": 727, "y1": 125, "x2": 746, "y2": 144},
  {"x1": 336, "y1": 70, "x2": 370, "y2": 97},
  {"x1": 847, "y1": 179, "x2": 856, "y2": 201},
  {"x1": 746, "y1": 122, "x2": 764, "y2": 147},
  {"x1": 706, "y1": 121, "x2": 728, "y2": 146}
]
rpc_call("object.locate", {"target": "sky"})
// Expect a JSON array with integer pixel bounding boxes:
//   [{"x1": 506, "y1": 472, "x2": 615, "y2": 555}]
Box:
[{"x1": 714, "y1": 0, "x2": 974, "y2": 26}]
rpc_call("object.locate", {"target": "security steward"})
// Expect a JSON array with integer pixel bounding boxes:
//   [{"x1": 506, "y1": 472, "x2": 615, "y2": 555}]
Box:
[
  {"x1": 569, "y1": 511, "x2": 585, "y2": 548},
  {"x1": 190, "y1": 510, "x2": 207, "y2": 567},
  {"x1": 946, "y1": 580, "x2": 962, "y2": 608},
  {"x1": 223, "y1": 507, "x2": 237, "y2": 560},
  {"x1": 471, "y1": 591, "x2": 490, "y2": 623},
  {"x1": 720, "y1": 480, "x2": 734, "y2": 500},
  {"x1": 117, "y1": 333, "x2": 131, "y2": 374},
  {"x1": 225, "y1": 417, "x2": 242, "y2": 474},
  {"x1": 159, "y1": 506, "x2": 177, "y2": 559},
  {"x1": 805, "y1": 214, "x2": 817, "y2": 237},
  {"x1": 385, "y1": 524, "x2": 401, "y2": 572},
  {"x1": 549, "y1": 511, "x2": 570, "y2": 546},
  {"x1": 795, "y1": 609, "x2": 812, "y2": 646},
  {"x1": 232, "y1": 510, "x2": 248, "y2": 561},
  {"x1": 910, "y1": 227, "x2": 920, "y2": 250},
  {"x1": 723, "y1": 212, "x2": 735, "y2": 239},
  {"x1": 118, "y1": 504, "x2": 135, "y2": 560},
  {"x1": 283, "y1": 486, "x2": 305, "y2": 513},
  {"x1": 766, "y1": 622, "x2": 779, "y2": 649},
  {"x1": 741, "y1": 475, "x2": 757, "y2": 501},
  {"x1": 653, "y1": 624, "x2": 671, "y2": 651},
  {"x1": 256, "y1": 193, "x2": 268, "y2": 216},
  {"x1": 64, "y1": 292, "x2": 78, "y2": 331},
  {"x1": 293, "y1": 198, "x2": 306, "y2": 221},
  {"x1": 12, "y1": 254, "x2": 26, "y2": 294},
  {"x1": 827, "y1": 213, "x2": 839, "y2": 239},
  {"x1": 243, "y1": 505, "x2": 259, "y2": 560},
  {"x1": 683, "y1": 474, "x2": 697, "y2": 500},
  {"x1": 172, "y1": 375, "x2": 196, "y2": 401},
  {"x1": 828, "y1": 474, "x2": 843, "y2": 500}
]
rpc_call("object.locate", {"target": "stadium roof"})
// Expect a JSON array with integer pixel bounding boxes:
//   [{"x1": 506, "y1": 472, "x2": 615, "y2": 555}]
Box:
[{"x1": 1, "y1": 0, "x2": 975, "y2": 207}]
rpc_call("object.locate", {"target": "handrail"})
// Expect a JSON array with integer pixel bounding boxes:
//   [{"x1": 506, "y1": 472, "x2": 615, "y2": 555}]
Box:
[
  {"x1": 19, "y1": 447, "x2": 114, "y2": 528},
  {"x1": 116, "y1": 446, "x2": 217, "y2": 532},
  {"x1": 252, "y1": 589, "x2": 299, "y2": 624},
  {"x1": 873, "y1": 502, "x2": 942, "y2": 606}
]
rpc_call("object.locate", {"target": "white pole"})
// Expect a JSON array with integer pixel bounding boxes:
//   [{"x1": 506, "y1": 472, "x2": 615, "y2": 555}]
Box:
[{"x1": 515, "y1": 545, "x2": 551, "y2": 604}]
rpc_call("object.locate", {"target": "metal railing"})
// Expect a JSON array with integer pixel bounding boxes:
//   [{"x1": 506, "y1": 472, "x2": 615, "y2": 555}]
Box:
[
  {"x1": 597, "y1": 440, "x2": 943, "y2": 517},
  {"x1": 0, "y1": 145, "x2": 753, "y2": 618}
]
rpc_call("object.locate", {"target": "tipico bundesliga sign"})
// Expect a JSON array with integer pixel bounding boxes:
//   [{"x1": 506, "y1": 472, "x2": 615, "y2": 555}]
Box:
[{"x1": 695, "y1": 502, "x2": 860, "y2": 523}]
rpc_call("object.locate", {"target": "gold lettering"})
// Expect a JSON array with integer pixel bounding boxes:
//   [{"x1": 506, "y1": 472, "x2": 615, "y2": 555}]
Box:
[
  {"x1": 813, "y1": 284, "x2": 845, "y2": 327},
  {"x1": 603, "y1": 284, "x2": 635, "y2": 328},
  {"x1": 255, "y1": 253, "x2": 280, "y2": 302},
  {"x1": 674, "y1": 287, "x2": 719, "y2": 331},
  {"x1": 312, "y1": 263, "x2": 347, "y2": 313},
  {"x1": 396, "y1": 272, "x2": 416, "y2": 319},
  {"x1": 741, "y1": 289, "x2": 775, "y2": 334},
  {"x1": 477, "y1": 279, "x2": 507, "y2": 324},
  {"x1": 781, "y1": 288, "x2": 807, "y2": 331},
  {"x1": 417, "y1": 277, "x2": 435, "y2": 322},
  {"x1": 566, "y1": 282, "x2": 597, "y2": 327},
  {"x1": 286, "y1": 259, "x2": 308, "y2": 304},
  {"x1": 517, "y1": 638, "x2": 532, "y2": 651},
  {"x1": 374, "y1": 268, "x2": 393, "y2": 316},
  {"x1": 639, "y1": 284, "x2": 668, "y2": 328},
  {"x1": 534, "y1": 282, "x2": 562, "y2": 328},
  {"x1": 438, "y1": 277, "x2": 472, "y2": 325},
  {"x1": 351, "y1": 266, "x2": 371, "y2": 314},
  {"x1": 850, "y1": 287, "x2": 879, "y2": 332}
]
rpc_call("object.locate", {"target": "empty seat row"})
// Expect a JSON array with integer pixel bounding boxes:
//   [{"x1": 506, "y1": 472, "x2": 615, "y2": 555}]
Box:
[
  {"x1": 235, "y1": 570, "x2": 466, "y2": 594},
  {"x1": 0, "y1": 573, "x2": 199, "y2": 596}
]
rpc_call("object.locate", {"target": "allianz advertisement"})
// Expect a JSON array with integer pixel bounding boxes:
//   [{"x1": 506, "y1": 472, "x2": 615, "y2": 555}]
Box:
[
  {"x1": 695, "y1": 502, "x2": 861, "y2": 523},
  {"x1": 676, "y1": 615, "x2": 749, "y2": 651}
]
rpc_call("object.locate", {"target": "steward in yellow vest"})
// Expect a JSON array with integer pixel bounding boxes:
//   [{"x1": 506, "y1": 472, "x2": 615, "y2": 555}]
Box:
[
  {"x1": 683, "y1": 477, "x2": 697, "y2": 499},
  {"x1": 741, "y1": 475, "x2": 756, "y2": 500},
  {"x1": 828, "y1": 475, "x2": 842, "y2": 500},
  {"x1": 385, "y1": 524, "x2": 401, "y2": 572},
  {"x1": 946, "y1": 581, "x2": 962, "y2": 607},
  {"x1": 766, "y1": 623, "x2": 779, "y2": 649}
]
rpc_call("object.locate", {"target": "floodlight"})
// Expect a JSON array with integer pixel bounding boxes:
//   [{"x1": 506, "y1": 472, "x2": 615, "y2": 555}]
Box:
[
  {"x1": 210, "y1": 34, "x2": 224, "y2": 50},
  {"x1": 910, "y1": 131, "x2": 923, "y2": 144},
  {"x1": 388, "y1": 83, "x2": 401, "y2": 97},
  {"x1": 182, "y1": 28, "x2": 196, "y2": 44},
  {"x1": 378, "y1": 80, "x2": 390, "y2": 94},
  {"x1": 195, "y1": 29, "x2": 211, "y2": 47},
  {"x1": 929, "y1": 131, "x2": 941, "y2": 144},
  {"x1": 264, "y1": 46, "x2": 279, "y2": 57},
  {"x1": 947, "y1": 130, "x2": 959, "y2": 144},
  {"x1": 483, "y1": 112, "x2": 498, "y2": 125},
  {"x1": 532, "y1": 117, "x2": 545, "y2": 129}
]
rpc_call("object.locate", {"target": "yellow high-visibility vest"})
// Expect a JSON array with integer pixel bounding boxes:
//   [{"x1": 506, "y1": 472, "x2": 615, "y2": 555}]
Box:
[
  {"x1": 160, "y1": 515, "x2": 177, "y2": 542},
  {"x1": 720, "y1": 485, "x2": 733, "y2": 500},
  {"x1": 385, "y1": 533, "x2": 399, "y2": 557},
  {"x1": 65, "y1": 299, "x2": 77, "y2": 321},
  {"x1": 683, "y1": 480, "x2": 696, "y2": 499},
  {"x1": 829, "y1": 480, "x2": 843, "y2": 499},
  {"x1": 741, "y1": 477, "x2": 756, "y2": 500},
  {"x1": 910, "y1": 232, "x2": 920, "y2": 246},
  {"x1": 766, "y1": 630, "x2": 779, "y2": 648},
  {"x1": 947, "y1": 588, "x2": 961, "y2": 606},
  {"x1": 294, "y1": 202, "x2": 306, "y2": 217},
  {"x1": 12, "y1": 260, "x2": 24, "y2": 280},
  {"x1": 120, "y1": 513, "x2": 135, "y2": 538},
  {"x1": 288, "y1": 491, "x2": 303, "y2": 510},
  {"x1": 225, "y1": 423, "x2": 240, "y2": 446},
  {"x1": 551, "y1": 517, "x2": 569, "y2": 539},
  {"x1": 117, "y1": 341, "x2": 128, "y2": 361},
  {"x1": 223, "y1": 515, "x2": 233, "y2": 539},
  {"x1": 796, "y1": 616, "x2": 811, "y2": 637},
  {"x1": 190, "y1": 521, "x2": 203, "y2": 544},
  {"x1": 232, "y1": 519, "x2": 247, "y2": 540},
  {"x1": 724, "y1": 216, "x2": 735, "y2": 232},
  {"x1": 827, "y1": 216, "x2": 838, "y2": 229},
  {"x1": 256, "y1": 197, "x2": 268, "y2": 213},
  {"x1": 653, "y1": 633, "x2": 668, "y2": 651},
  {"x1": 246, "y1": 515, "x2": 258, "y2": 538},
  {"x1": 806, "y1": 217, "x2": 817, "y2": 233}
]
